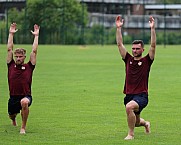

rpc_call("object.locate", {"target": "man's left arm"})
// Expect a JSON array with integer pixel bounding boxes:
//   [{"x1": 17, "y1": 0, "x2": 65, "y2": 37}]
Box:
[
  {"x1": 30, "y1": 24, "x2": 40, "y2": 65},
  {"x1": 148, "y1": 16, "x2": 156, "y2": 60}
]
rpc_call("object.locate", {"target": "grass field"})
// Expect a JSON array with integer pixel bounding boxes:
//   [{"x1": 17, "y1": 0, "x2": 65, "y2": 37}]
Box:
[{"x1": 0, "y1": 44, "x2": 180, "y2": 145}]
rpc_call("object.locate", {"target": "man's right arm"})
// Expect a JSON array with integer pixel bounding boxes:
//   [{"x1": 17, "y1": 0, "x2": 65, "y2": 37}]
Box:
[
  {"x1": 148, "y1": 16, "x2": 156, "y2": 60},
  {"x1": 115, "y1": 15, "x2": 127, "y2": 59},
  {"x1": 7, "y1": 23, "x2": 18, "y2": 63},
  {"x1": 7, "y1": 33, "x2": 14, "y2": 64}
]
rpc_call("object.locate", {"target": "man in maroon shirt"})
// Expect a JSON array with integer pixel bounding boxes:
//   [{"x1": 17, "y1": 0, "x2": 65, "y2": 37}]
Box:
[
  {"x1": 115, "y1": 16, "x2": 156, "y2": 140},
  {"x1": 7, "y1": 23, "x2": 40, "y2": 134}
]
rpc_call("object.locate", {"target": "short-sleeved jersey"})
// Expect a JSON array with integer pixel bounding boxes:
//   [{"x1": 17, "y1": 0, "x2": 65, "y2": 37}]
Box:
[
  {"x1": 122, "y1": 52, "x2": 153, "y2": 95},
  {"x1": 7, "y1": 60, "x2": 35, "y2": 96}
]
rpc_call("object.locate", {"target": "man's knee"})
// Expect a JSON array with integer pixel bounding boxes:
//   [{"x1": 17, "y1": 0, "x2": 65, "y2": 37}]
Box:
[
  {"x1": 135, "y1": 121, "x2": 140, "y2": 127},
  {"x1": 9, "y1": 114, "x2": 17, "y2": 120},
  {"x1": 125, "y1": 101, "x2": 139, "y2": 113},
  {"x1": 21, "y1": 98, "x2": 29, "y2": 108},
  {"x1": 125, "y1": 104, "x2": 133, "y2": 113}
]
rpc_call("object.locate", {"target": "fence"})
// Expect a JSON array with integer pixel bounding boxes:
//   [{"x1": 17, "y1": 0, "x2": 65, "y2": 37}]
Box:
[{"x1": 0, "y1": 0, "x2": 181, "y2": 45}]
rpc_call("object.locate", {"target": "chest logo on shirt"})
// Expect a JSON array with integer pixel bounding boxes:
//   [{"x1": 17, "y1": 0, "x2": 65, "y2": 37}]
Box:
[
  {"x1": 14, "y1": 65, "x2": 26, "y2": 70},
  {"x1": 138, "y1": 61, "x2": 142, "y2": 66},
  {"x1": 130, "y1": 61, "x2": 142, "y2": 66}
]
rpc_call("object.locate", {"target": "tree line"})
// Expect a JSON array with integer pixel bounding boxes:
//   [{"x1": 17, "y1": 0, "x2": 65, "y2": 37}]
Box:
[{"x1": 0, "y1": 0, "x2": 180, "y2": 45}]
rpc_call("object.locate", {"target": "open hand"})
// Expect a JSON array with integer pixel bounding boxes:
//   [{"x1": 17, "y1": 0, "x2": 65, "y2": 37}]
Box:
[
  {"x1": 115, "y1": 15, "x2": 124, "y2": 28},
  {"x1": 31, "y1": 24, "x2": 40, "y2": 36},
  {"x1": 149, "y1": 16, "x2": 155, "y2": 28},
  {"x1": 9, "y1": 23, "x2": 18, "y2": 34}
]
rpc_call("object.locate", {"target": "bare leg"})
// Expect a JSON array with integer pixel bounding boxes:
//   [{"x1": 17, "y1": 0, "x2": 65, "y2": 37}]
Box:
[
  {"x1": 124, "y1": 101, "x2": 139, "y2": 140},
  {"x1": 135, "y1": 115, "x2": 151, "y2": 134},
  {"x1": 9, "y1": 114, "x2": 17, "y2": 126},
  {"x1": 145, "y1": 121, "x2": 151, "y2": 133},
  {"x1": 20, "y1": 98, "x2": 30, "y2": 134}
]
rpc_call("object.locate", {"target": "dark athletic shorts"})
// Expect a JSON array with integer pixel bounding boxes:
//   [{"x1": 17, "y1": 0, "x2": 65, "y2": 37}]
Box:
[
  {"x1": 124, "y1": 93, "x2": 148, "y2": 115},
  {"x1": 8, "y1": 95, "x2": 32, "y2": 115}
]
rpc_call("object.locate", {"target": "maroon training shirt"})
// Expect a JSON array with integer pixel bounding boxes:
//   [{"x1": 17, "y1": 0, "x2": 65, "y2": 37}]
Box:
[
  {"x1": 123, "y1": 53, "x2": 153, "y2": 95},
  {"x1": 7, "y1": 60, "x2": 35, "y2": 96}
]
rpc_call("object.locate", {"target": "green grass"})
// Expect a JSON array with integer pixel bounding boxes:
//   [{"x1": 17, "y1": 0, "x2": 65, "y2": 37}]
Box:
[{"x1": 0, "y1": 44, "x2": 181, "y2": 145}]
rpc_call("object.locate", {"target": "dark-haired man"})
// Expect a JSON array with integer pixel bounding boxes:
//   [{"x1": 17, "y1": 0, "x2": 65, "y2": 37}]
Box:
[{"x1": 115, "y1": 16, "x2": 156, "y2": 140}]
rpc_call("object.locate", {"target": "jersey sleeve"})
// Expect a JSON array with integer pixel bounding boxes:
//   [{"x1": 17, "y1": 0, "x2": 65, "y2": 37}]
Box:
[
  {"x1": 28, "y1": 61, "x2": 35, "y2": 70},
  {"x1": 146, "y1": 54, "x2": 154, "y2": 66},
  {"x1": 7, "y1": 59, "x2": 15, "y2": 68},
  {"x1": 122, "y1": 52, "x2": 131, "y2": 63}
]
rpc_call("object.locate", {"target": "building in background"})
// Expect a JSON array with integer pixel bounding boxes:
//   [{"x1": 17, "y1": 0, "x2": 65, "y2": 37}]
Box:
[
  {"x1": 79, "y1": 0, "x2": 181, "y2": 35},
  {"x1": 0, "y1": 0, "x2": 181, "y2": 44},
  {"x1": 0, "y1": 0, "x2": 26, "y2": 20},
  {"x1": 1, "y1": 0, "x2": 181, "y2": 33}
]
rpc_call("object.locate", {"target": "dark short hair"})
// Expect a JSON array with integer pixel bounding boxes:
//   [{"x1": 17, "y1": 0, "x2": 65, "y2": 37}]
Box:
[
  {"x1": 132, "y1": 40, "x2": 144, "y2": 48},
  {"x1": 14, "y1": 48, "x2": 26, "y2": 55}
]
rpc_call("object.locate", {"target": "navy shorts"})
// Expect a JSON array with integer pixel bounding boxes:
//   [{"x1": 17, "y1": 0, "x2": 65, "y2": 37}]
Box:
[
  {"x1": 124, "y1": 93, "x2": 148, "y2": 115},
  {"x1": 8, "y1": 95, "x2": 32, "y2": 115}
]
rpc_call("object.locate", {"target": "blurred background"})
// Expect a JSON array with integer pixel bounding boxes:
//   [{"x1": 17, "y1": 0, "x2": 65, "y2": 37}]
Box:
[{"x1": 0, "y1": 0, "x2": 181, "y2": 45}]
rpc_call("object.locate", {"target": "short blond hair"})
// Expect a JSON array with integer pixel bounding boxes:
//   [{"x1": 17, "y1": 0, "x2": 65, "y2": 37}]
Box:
[{"x1": 14, "y1": 48, "x2": 26, "y2": 55}]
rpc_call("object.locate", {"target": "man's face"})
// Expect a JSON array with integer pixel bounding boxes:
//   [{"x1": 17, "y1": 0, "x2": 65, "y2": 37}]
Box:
[
  {"x1": 14, "y1": 53, "x2": 26, "y2": 65},
  {"x1": 132, "y1": 43, "x2": 144, "y2": 58}
]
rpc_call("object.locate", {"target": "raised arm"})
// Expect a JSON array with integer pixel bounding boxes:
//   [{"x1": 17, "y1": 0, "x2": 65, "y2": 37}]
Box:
[
  {"x1": 7, "y1": 23, "x2": 18, "y2": 63},
  {"x1": 148, "y1": 16, "x2": 156, "y2": 60},
  {"x1": 30, "y1": 24, "x2": 40, "y2": 65},
  {"x1": 115, "y1": 15, "x2": 127, "y2": 59}
]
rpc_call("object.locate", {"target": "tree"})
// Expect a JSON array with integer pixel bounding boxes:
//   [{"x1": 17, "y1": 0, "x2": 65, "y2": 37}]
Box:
[
  {"x1": 25, "y1": 0, "x2": 88, "y2": 44},
  {"x1": 4, "y1": 0, "x2": 88, "y2": 44}
]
